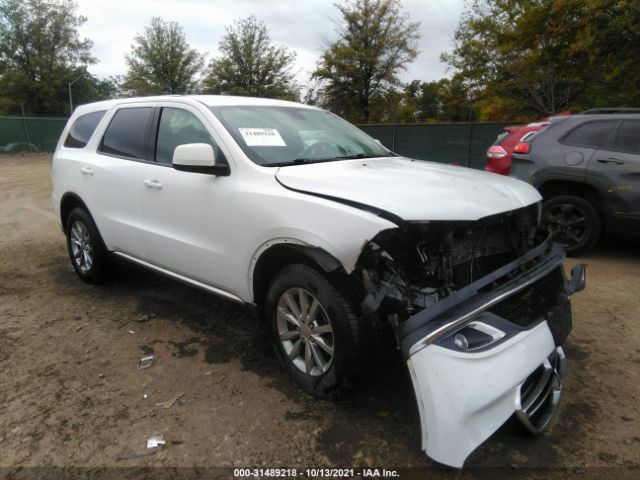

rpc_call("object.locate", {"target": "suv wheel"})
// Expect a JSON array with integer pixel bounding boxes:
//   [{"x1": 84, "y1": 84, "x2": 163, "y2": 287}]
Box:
[
  {"x1": 266, "y1": 264, "x2": 369, "y2": 399},
  {"x1": 65, "y1": 208, "x2": 109, "y2": 283},
  {"x1": 542, "y1": 195, "x2": 601, "y2": 256}
]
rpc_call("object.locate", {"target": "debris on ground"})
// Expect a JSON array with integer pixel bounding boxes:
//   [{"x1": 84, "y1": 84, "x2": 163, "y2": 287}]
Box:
[
  {"x1": 146, "y1": 435, "x2": 166, "y2": 449},
  {"x1": 135, "y1": 313, "x2": 157, "y2": 323},
  {"x1": 137, "y1": 355, "x2": 155, "y2": 370},
  {"x1": 157, "y1": 393, "x2": 186, "y2": 409}
]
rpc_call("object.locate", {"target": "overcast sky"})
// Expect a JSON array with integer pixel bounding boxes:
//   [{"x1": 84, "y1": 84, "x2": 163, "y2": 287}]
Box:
[{"x1": 77, "y1": 0, "x2": 464, "y2": 86}]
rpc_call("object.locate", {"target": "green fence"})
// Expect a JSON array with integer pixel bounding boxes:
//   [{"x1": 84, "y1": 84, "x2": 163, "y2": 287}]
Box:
[
  {"x1": 357, "y1": 122, "x2": 512, "y2": 170},
  {"x1": 0, "y1": 116, "x2": 512, "y2": 170},
  {"x1": 0, "y1": 116, "x2": 67, "y2": 153}
]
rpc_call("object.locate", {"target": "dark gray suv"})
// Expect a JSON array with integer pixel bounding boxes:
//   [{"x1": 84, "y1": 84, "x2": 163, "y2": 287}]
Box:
[{"x1": 510, "y1": 109, "x2": 640, "y2": 255}]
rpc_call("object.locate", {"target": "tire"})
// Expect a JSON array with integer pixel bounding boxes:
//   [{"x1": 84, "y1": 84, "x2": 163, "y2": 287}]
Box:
[
  {"x1": 265, "y1": 263, "x2": 371, "y2": 399},
  {"x1": 65, "y1": 207, "x2": 109, "y2": 284},
  {"x1": 542, "y1": 195, "x2": 601, "y2": 256}
]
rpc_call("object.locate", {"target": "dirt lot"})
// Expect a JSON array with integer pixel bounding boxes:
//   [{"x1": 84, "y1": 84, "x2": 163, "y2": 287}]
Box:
[{"x1": 0, "y1": 154, "x2": 638, "y2": 478}]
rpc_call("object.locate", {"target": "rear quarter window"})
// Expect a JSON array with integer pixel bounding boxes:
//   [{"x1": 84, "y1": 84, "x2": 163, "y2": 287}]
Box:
[
  {"x1": 64, "y1": 111, "x2": 106, "y2": 148},
  {"x1": 561, "y1": 121, "x2": 617, "y2": 148},
  {"x1": 612, "y1": 120, "x2": 640, "y2": 154},
  {"x1": 99, "y1": 107, "x2": 154, "y2": 159}
]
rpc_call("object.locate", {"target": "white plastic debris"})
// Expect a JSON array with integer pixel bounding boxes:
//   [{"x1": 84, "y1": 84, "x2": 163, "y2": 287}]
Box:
[
  {"x1": 146, "y1": 435, "x2": 166, "y2": 449},
  {"x1": 137, "y1": 355, "x2": 155, "y2": 370}
]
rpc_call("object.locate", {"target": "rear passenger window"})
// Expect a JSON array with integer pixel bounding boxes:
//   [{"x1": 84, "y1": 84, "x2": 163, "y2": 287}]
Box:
[
  {"x1": 612, "y1": 121, "x2": 640, "y2": 154},
  {"x1": 562, "y1": 121, "x2": 616, "y2": 148},
  {"x1": 99, "y1": 108, "x2": 154, "y2": 159},
  {"x1": 64, "y1": 111, "x2": 106, "y2": 148}
]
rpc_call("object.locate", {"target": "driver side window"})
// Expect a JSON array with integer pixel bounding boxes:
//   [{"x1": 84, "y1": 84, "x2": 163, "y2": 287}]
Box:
[{"x1": 155, "y1": 108, "x2": 220, "y2": 165}]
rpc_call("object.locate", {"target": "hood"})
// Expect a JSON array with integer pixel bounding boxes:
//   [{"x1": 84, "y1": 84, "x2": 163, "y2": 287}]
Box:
[{"x1": 275, "y1": 157, "x2": 541, "y2": 222}]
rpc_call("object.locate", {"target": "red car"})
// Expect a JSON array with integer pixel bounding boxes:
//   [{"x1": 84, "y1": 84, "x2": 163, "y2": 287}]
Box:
[{"x1": 485, "y1": 122, "x2": 549, "y2": 175}]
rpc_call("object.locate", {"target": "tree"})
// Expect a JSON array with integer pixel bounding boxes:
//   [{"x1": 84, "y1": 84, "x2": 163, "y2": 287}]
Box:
[
  {"x1": 417, "y1": 80, "x2": 442, "y2": 121},
  {"x1": 202, "y1": 16, "x2": 298, "y2": 99},
  {"x1": 0, "y1": 0, "x2": 96, "y2": 115},
  {"x1": 442, "y1": 0, "x2": 640, "y2": 120},
  {"x1": 312, "y1": 0, "x2": 421, "y2": 123},
  {"x1": 123, "y1": 17, "x2": 204, "y2": 96}
]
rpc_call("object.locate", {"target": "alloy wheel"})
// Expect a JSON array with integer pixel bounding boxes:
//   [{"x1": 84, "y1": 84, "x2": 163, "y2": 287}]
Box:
[
  {"x1": 276, "y1": 287, "x2": 335, "y2": 376},
  {"x1": 70, "y1": 221, "x2": 93, "y2": 274}
]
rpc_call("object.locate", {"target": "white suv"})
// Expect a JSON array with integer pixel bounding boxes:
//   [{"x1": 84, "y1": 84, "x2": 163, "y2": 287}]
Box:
[{"x1": 51, "y1": 95, "x2": 585, "y2": 467}]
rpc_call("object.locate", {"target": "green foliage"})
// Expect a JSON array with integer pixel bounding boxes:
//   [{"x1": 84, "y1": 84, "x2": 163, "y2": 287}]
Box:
[
  {"x1": 202, "y1": 16, "x2": 298, "y2": 100},
  {"x1": 0, "y1": 0, "x2": 101, "y2": 115},
  {"x1": 312, "y1": 0, "x2": 421, "y2": 123},
  {"x1": 442, "y1": 0, "x2": 640, "y2": 120},
  {"x1": 123, "y1": 17, "x2": 204, "y2": 96},
  {"x1": 368, "y1": 76, "x2": 474, "y2": 124}
]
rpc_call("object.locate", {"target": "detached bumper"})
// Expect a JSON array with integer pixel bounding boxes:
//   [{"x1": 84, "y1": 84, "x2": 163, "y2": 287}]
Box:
[{"x1": 400, "y1": 234, "x2": 585, "y2": 467}]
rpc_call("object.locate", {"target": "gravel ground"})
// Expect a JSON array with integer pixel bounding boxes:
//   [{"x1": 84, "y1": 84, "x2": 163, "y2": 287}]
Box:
[{"x1": 0, "y1": 154, "x2": 638, "y2": 479}]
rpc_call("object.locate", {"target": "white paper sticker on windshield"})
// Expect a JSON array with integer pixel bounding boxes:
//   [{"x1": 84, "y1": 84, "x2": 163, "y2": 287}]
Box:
[{"x1": 239, "y1": 128, "x2": 286, "y2": 147}]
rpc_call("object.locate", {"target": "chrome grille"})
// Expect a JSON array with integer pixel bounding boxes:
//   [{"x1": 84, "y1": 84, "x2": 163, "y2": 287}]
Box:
[{"x1": 516, "y1": 347, "x2": 565, "y2": 434}]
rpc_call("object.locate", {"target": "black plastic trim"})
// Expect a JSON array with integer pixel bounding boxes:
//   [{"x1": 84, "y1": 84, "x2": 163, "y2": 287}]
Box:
[
  {"x1": 173, "y1": 163, "x2": 231, "y2": 176},
  {"x1": 399, "y1": 233, "x2": 566, "y2": 358}
]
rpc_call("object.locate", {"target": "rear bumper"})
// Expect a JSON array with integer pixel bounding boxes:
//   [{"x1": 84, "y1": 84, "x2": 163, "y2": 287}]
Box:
[{"x1": 401, "y1": 234, "x2": 585, "y2": 467}]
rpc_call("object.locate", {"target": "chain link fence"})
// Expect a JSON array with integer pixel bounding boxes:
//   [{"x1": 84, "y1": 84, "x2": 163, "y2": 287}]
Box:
[{"x1": 0, "y1": 116, "x2": 513, "y2": 170}]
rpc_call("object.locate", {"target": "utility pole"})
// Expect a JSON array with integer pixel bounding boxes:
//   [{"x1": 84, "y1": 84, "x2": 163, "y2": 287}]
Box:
[{"x1": 68, "y1": 74, "x2": 85, "y2": 115}]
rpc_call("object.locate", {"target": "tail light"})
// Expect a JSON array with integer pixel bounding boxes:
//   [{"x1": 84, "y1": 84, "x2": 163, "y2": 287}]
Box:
[
  {"x1": 513, "y1": 142, "x2": 531, "y2": 154},
  {"x1": 487, "y1": 145, "x2": 507, "y2": 158}
]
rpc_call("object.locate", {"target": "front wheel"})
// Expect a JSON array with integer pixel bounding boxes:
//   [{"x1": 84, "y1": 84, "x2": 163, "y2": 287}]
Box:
[
  {"x1": 265, "y1": 264, "x2": 371, "y2": 399},
  {"x1": 542, "y1": 195, "x2": 601, "y2": 256}
]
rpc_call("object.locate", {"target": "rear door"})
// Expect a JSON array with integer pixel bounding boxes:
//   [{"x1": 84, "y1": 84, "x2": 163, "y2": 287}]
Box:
[
  {"x1": 589, "y1": 120, "x2": 640, "y2": 237},
  {"x1": 90, "y1": 106, "x2": 156, "y2": 258}
]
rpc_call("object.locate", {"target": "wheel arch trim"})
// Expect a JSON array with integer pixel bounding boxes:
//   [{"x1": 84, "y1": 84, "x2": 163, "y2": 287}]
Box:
[
  {"x1": 248, "y1": 238, "x2": 346, "y2": 305},
  {"x1": 537, "y1": 177, "x2": 611, "y2": 221},
  {"x1": 60, "y1": 192, "x2": 93, "y2": 231}
]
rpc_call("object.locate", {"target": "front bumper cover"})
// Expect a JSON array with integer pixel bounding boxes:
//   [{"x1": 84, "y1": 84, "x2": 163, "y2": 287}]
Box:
[{"x1": 401, "y1": 234, "x2": 585, "y2": 467}]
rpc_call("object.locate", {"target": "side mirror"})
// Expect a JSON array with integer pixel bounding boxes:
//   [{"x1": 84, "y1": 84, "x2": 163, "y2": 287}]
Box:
[{"x1": 172, "y1": 143, "x2": 229, "y2": 176}]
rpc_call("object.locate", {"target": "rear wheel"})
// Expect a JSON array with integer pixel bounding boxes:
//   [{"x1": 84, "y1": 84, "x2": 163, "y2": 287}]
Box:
[
  {"x1": 265, "y1": 264, "x2": 370, "y2": 398},
  {"x1": 542, "y1": 195, "x2": 601, "y2": 256},
  {"x1": 65, "y1": 208, "x2": 109, "y2": 283}
]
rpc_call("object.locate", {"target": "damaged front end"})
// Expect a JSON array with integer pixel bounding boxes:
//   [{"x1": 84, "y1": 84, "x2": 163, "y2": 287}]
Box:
[{"x1": 356, "y1": 203, "x2": 586, "y2": 467}]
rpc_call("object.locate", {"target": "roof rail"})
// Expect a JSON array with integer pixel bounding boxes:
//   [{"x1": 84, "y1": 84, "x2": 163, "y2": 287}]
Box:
[{"x1": 580, "y1": 108, "x2": 640, "y2": 114}]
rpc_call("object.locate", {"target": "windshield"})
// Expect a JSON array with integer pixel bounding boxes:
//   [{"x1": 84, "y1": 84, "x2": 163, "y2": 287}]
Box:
[{"x1": 209, "y1": 105, "x2": 393, "y2": 166}]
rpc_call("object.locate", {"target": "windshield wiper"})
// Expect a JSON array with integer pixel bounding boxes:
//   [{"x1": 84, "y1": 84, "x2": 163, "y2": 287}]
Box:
[
  {"x1": 332, "y1": 153, "x2": 380, "y2": 160},
  {"x1": 267, "y1": 154, "x2": 381, "y2": 167},
  {"x1": 266, "y1": 158, "x2": 313, "y2": 167}
]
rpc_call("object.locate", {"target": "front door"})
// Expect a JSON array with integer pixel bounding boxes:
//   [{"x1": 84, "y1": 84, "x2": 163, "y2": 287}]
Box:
[{"x1": 140, "y1": 106, "x2": 238, "y2": 290}]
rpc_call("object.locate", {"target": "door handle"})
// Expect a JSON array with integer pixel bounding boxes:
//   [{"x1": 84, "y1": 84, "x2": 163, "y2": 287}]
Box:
[
  {"x1": 144, "y1": 179, "x2": 163, "y2": 190},
  {"x1": 80, "y1": 167, "x2": 94, "y2": 176},
  {"x1": 597, "y1": 158, "x2": 625, "y2": 165}
]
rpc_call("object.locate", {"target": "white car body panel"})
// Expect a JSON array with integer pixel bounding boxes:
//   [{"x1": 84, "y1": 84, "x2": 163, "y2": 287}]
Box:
[
  {"x1": 407, "y1": 320, "x2": 555, "y2": 468},
  {"x1": 275, "y1": 157, "x2": 542, "y2": 221}
]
